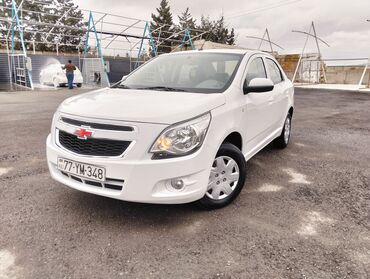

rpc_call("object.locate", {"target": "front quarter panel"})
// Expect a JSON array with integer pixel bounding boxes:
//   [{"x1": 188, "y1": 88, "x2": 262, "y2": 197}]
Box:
[{"x1": 205, "y1": 91, "x2": 245, "y2": 158}]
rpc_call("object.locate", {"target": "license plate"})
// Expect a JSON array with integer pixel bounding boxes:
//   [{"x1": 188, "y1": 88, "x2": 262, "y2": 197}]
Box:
[{"x1": 57, "y1": 157, "x2": 106, "y2": 182}]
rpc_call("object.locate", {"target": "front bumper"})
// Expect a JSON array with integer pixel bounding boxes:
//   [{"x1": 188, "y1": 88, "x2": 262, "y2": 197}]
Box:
[{"x1": 46, "y1": 134, "x2": 214, "y2": 204}]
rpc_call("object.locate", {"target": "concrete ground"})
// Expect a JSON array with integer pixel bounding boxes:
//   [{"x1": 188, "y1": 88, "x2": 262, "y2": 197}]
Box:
[{"x1": 0, "y1": 88, "x2": 369, "y2": 279}]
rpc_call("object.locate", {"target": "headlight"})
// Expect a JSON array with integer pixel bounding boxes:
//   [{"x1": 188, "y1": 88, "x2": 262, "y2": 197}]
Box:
[
  {"x1": 150, "y1": 113, "x2": 211, "y2": 159},
  {"x1": 51, "y1": 110, "x2": 60, "y2": 132}
]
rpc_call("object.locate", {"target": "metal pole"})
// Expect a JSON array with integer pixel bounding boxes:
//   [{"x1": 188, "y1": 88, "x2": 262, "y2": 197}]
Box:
[
  {"x1": 11, "y1": 0, "x2": 33, "y2": 90},
  {"x1": 257, "y1": 29, "x2": 266, "y2": 50},
  {"x1": 358, "y1": 57, "x2": 369, "y2": 89},
  {"x1": 100, "y1": 17, "x2": 103, "y2": 43},
  {"x1": 265, "y1": 29, "x2": 274, "y2": 53},
  {"x1": 84, "y1": 12, "x2": 92, "y2": 58},
  {"x1": 135, "y1": 22, "x2": 149, "y2": 69},
  {"x1": 89, "y1": 12, "x2": 110, "y2": 86},
  {"x1": 311, "y1": 21, "x2": 327, "y2": 83},
  {"x1": 292, "y1": 24, "x2": 312, "y2": 83}
]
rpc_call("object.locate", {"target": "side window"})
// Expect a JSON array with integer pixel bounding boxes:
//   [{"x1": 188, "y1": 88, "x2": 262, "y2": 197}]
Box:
[
  {"x1": 266, "y1": 58, "x2": 284, "y2": 84},
  {"x1": 245, "y1": 57, "x2": 267, "y2": 85}
]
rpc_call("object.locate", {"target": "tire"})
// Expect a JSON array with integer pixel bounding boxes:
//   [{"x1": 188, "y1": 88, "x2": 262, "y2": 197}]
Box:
[
  {"x1": 274, "y1": 113, "x2": 292, "y2": 149},
  {"x1": 53, "y1": 78, "x2": 59, "y2": 88},
  {"x1": 197, "y1": 143, "x2": 246, "y2": 209}
]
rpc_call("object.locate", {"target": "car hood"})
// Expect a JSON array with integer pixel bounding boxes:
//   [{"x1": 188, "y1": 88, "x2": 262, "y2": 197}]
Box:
[{"x1": 59, "y1": 88, "x2": 226, "y2": 124}]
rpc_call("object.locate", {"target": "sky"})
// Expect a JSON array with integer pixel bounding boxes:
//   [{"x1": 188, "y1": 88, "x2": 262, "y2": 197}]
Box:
[{"x1": 74, "y1": 0, "x2": 370, "y2": 61}]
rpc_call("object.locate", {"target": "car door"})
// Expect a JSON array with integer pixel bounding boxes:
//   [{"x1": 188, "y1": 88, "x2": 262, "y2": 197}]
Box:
[
  {"x1": 242, "y1": 56, "x2": 274, "y2": 155},
  {"x1": 264, "y1": 57, "x2": 289, "y2": 131}
]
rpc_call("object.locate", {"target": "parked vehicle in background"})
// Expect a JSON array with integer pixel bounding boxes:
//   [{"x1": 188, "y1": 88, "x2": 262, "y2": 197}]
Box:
[
  {"x1": 40, "y1": 64, "x2": 83, "y2": 88},
  {"x1": 46, "y1": 49, "x2": 294, "y2": 209}
]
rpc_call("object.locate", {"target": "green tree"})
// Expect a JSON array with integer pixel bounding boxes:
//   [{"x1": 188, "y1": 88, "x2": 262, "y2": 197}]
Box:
[
  {"x1": 198, "y1": 15, "x2": 236, "y2": 45},
  {"x1": 49, "y1": 0, "x2": 86, "y2": 53},
  {"x1": 176, "y1": 7, "x2": 196, "y2": 49},
  {"x1": 199, "y1": 15, "x2": 217, "y2": 42},
  {"x1": 0, "y1": 0, "x2": 46, "y2": 49},
  {"x1": 214, "y1": 16, "x2": 229, "y2": 44},
  {"x1": 150, "y1": 0, "x2": 174, "y2": 54},
  {"x1": 178, "y1": 7, "x2": 196, "y2": 31},
  {"x1": 227, "y1": 28, "x2": 235, "y2": 45}
]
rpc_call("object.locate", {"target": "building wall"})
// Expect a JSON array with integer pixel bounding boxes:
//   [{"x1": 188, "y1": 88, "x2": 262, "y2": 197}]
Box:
[
  {"x1": 325, "y1": 66, "x2": 370, "y2": 85},
  {"x1": 276, "y1": 54, "x2": 369, "y2": 85},
  {"x1": 0, "y1": 53, "x2": 10, "y2": 84},
  {"x1": 276, "y1": 54, "x2": 299, "y2": 80}
]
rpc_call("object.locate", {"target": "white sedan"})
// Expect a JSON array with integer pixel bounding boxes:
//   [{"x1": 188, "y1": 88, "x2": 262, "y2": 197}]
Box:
[
  {"x1": 40, "y1": 64, "x2": 83, "y2": 88},
  {"x1": 47, "y1": 49, "x2": 294, "y2": 209}
]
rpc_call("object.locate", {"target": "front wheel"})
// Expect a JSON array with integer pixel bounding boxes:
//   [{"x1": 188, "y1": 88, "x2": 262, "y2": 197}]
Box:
[{"x1": 197, "y1": 143, "x2": 246, "y2": 209}]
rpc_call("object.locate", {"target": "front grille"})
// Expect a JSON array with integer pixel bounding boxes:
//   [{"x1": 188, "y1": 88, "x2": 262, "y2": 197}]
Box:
[{"x1": 58, "y1": 130, "x2": 131, "y2": 156}]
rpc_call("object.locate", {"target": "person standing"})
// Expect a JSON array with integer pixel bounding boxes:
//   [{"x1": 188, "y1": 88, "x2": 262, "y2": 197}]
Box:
[{"x1": 62, "y1": 60, "x2": 76, "y2": 89}]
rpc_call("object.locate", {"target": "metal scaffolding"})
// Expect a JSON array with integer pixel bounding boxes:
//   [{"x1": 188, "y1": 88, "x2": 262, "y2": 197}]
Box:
[
  {"x1": 246, "y1": 28, "x2": 284, "y2": 54},
  {"x1": 0, "y1": 0, "x2": 203, "y2": 90},
  {"x1": 6, "y1": 0, "x2": 34, "y2": 89},
  {"x1": 292, "y1": 21, "x2": 330, "y2": 84}
]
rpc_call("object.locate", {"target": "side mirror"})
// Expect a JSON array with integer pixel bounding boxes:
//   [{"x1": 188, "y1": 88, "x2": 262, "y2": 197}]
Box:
[{"x1": 244, "y1": 78, "x2": 274, "y2": 94}]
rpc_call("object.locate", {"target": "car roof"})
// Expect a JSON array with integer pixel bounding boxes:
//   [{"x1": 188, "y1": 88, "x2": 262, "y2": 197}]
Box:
[
  {"x1": 164, "y1": 48, "x2": 271, "y2": 57},
  {"x1": 166, "y1": 48, "x2": 247, "y2": 55}
]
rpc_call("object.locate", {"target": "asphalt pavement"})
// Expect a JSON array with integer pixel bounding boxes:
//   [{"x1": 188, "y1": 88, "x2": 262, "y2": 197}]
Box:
[{"x1": 0, "y1": 88, "x2": 369, "y2": 279}]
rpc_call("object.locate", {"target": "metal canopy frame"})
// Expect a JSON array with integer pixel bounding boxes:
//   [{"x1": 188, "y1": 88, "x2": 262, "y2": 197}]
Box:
[
  {"x1": 134, "y1": 21, "x2": 157, "y2": 69},
  {"x1": 8, "y1": 0, "x2": 34, "y2": 90},
  {"x1": 292, "y1": 21, "x2": 330, "y2": 84},
  {"x1": 179, "y1": 29, "x2": 195, "y2": 50},
  {"x1": 1, "y1": 0, "x2": 201, "y2": 60},
  {"x1": 246, "y1": 28, "x2": 284, "y2": 53},
  {"x1": 1, "y1": 0, "x2": 207, "y2": 90},
  {"x1": 83, "y1": 11, "x2": 110, "y2": 87}
]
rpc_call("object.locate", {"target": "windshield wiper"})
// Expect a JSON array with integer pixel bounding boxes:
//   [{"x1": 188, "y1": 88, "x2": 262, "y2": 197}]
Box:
[{"x1": 136, "y1": 86, "x2": 188, "y2": 92}]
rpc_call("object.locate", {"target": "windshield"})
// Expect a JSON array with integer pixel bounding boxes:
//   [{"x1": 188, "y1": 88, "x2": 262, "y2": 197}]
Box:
[{"x1": 116, "y1": 52, "x2": 243, "y2": 93}]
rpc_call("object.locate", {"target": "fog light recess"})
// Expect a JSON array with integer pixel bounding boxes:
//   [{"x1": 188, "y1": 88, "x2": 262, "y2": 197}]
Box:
[{"x1": 171, "y1": 178, "x2": 185, "y2": 190}]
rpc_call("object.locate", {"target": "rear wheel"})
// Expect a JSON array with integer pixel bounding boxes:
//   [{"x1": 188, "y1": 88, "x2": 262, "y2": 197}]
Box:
[
  {"x1": 53, "y1": 78, "x2": 59, "y2": 88},
  {"x1": 275, "y1": 113, "x2": 292, "y2": 149},
  {"x1": 197, "y1": 143, "x2": 246, "y2": 209}
]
